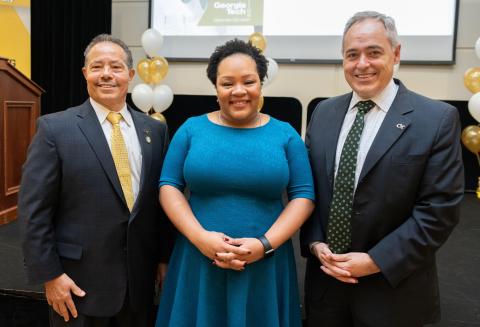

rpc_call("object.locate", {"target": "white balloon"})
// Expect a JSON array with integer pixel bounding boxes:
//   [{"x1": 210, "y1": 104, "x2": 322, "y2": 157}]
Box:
[
  {"x1": 153, "y1": 85, "x2": 174, "y2": 113},
  {"x1": 141, "y1": 29, "x2": 164, "y2": 57},
  {"x1": 131, "y1": 84, "x2": 153, "y2": 112},
  {"x1": 468, "y1": 92, "x2": 480, "y2": 123},
  {"x1": 476, "y1": 37, "x2": 480, "y2": 60},
  {"x1": 263, "y1": 57, "x2": 278, "y2": 87}
]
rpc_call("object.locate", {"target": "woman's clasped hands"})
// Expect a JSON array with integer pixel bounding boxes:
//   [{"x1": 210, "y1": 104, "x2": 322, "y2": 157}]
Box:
[{"x1": 193, "y1": 230, "x2": 265, "y2": 271}]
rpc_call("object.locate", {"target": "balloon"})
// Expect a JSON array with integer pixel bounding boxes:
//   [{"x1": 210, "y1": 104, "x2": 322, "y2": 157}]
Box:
[
  {"x1": 476, "y1": 37, "x2": 480, "y2": 60},
  {"x1": 153, "y1": 84, "x2": 174, "y2": 113},
  {"x1": 150, "y1": 112, "x2": 166, "y2": 123},
  {"x1": 136, "y1": 58, "x2": 151, "y2": 84},
  {"x1": 141, "y1": 28, "x2": 164, "y2": 57},
  {"x1": 461, "y1": 125, "x2": 480, "y2": 154},
  {"x1": 131, "y1": 84, "x2": 153, "y2": 112},
  {"x1": 149, "y1": 57, "x2": 169, "y2": 84},
  {"x1": 257, "y1": 95, "x2": 264, "y2": 112},
  {"x1": 468, "y1": 92, "x2": 480, "y2": 123},
  {"x1": 263, "y1": 57, "x2": 278, "y2": 87},
  {"x1": 464, "y1": 67, "x2": 480, "y2": 93},
  {"x1": 477, "y1": 179, "x2": 480, "y2": 199},
  {"x1": 249, "y1": 32, "x2": 267, "y2": 52}
]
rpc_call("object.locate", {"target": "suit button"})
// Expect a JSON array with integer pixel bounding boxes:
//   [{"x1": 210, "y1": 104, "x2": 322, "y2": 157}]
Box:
[
  {"x1": 354, "y1": 211, "x2": 361, "y2": 215},
  {"x1": 123, "y1": 246, "x2": 127, "y2": 252}
]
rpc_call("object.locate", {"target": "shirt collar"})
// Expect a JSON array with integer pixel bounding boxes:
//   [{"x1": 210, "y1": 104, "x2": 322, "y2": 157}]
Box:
[
  {"x1": 348, "y1": 79, "x2": 399, "y2": 113},
  {"x1": 89, "y1": 98, "x2": 133, "y2": 127}
]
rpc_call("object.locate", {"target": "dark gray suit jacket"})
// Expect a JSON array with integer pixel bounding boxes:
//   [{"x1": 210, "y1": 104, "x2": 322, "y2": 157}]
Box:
[
  {"x1": 18, "y1": 100, "x2": 175, "y2": 316},
  {"x1": 300, "y1": 80, "x2": 464, "y2": 324}
]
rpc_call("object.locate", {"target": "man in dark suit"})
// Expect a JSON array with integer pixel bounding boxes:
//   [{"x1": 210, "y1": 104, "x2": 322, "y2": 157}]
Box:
[
  {"x1": 300, "y1": 11, "x2": 464, "y2": 327},
  {"x1": 18, "y1": 34, "x2": 174, "y2": 326}
]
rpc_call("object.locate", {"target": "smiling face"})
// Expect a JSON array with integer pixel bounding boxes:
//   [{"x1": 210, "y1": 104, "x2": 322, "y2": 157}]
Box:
[
  {"x1": 343, "y1": 19, "x2": 400, "y2": 99},
  {"x1": 215, "y1": 53, "x2": 261, "y2": 126},
  {"x1": 82, "y1": 42, "x2": 134, "y2": 112}
]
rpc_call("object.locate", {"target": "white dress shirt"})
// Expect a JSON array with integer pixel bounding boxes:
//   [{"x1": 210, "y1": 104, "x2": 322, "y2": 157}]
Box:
[
  {"x1": 90, "y1": 98, "x2": 143, "y2": 202},
  {"x1": 334, "y1": 79, "x2": 399, "y2": 189}
]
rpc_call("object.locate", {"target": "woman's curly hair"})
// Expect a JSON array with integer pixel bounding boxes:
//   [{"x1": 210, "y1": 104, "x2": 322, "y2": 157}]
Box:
[{"x1": 206, "y1": 38, "x2": 268, "y2": 85}]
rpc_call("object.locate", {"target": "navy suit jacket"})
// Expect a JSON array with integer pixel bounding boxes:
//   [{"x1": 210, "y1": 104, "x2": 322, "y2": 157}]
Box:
[
  {"x1": 18, "y1": 100, "x2": 175, "y2": 316},
  {"x1": 300, "y1": 80, "x2": 464, "y2": 323}
]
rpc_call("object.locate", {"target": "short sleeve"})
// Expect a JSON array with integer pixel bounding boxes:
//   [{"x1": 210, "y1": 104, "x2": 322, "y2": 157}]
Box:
[
  {"x1": 159, "y1": 120, "x2": 191, "y2": 191},
  {"x1": 284, "y1": 126, "x2": 315, "y2": 202}
]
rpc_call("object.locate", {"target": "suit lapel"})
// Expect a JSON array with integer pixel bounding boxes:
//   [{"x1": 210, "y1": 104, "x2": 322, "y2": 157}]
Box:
[
  {"x1": 325, "y1": 95, "x2": 352, "y2": 180},
  {"x1": 130, "y1": 108, "x2": 152, "y2": 217},
  {"x1": 359, "y1": 82, "x2": 413, "y2": 182},
  {"x1": 76, "y1": 100, "x2": 127, "y2": 206}
]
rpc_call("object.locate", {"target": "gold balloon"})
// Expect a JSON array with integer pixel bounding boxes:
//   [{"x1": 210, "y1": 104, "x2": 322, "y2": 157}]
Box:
[
  {"x1": 477, "y1": 177, "x2": 480, "y2": 199},
  {"x1": 464, "y1": 67, "x2": 480, "y2": 93},
  {"x1": 461, "y1": 125, "x2": 480, "y2": 154},
  {"x1": 149, "y1": 57, "x2": 169, "y2": 85},
  {"x1": 257, "y1": 95, "x2": 264, "y2": 112},
  {"x1": 249, "y1": 32, "x2": 267, "y2": 52},
  {"x1": 137, "y1": 58, "x2": 151, "y2": 83},
  {"x1": 150, "y1": 112, "x2": 166, "y2": 123}
]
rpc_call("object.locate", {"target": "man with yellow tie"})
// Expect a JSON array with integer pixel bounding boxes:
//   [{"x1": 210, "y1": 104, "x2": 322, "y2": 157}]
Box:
[{"x1": 18, "y1": 34, "x2": 175, "y2": 327}]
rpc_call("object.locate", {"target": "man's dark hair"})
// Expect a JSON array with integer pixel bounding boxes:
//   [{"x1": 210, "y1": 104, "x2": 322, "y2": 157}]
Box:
[
  {"x1": 84, "y1": 34, "x2": 133, "y2": 69},
  {"x1": 206, "y1": 38, "x2": 268, "y2": 85}
]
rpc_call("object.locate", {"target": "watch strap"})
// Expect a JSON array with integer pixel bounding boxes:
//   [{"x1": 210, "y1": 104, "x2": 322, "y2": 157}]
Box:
[{"x1": 257, "y1": 235, "x2": 274, "y2": 258}]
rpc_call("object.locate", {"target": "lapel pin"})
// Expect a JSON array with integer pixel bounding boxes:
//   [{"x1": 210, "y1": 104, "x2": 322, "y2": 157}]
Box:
[
  {"x1": 396, "y1": 123, "x2": 406, "y2": 130},
  {"x1": 144, "y1": 129, "x2": 152, "y2": 143}
]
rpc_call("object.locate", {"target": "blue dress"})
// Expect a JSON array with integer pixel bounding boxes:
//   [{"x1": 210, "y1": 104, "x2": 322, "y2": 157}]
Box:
[{"x1": 156, "y1": 115, "x2": 314, "y2": 327}]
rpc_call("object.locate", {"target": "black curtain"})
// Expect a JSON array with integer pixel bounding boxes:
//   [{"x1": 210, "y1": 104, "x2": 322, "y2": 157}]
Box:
[{"x1": 31, "y1": 0, "x2": 112, "y2": 115}]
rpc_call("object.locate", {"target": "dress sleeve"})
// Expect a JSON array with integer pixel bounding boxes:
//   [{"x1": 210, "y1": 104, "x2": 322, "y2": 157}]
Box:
[
  {"x1": 285, "y1": 126, "x2": 315, "y2": 202},
  {"x1": 159, "y1": 120, "x2": 191, "y2": 191}
]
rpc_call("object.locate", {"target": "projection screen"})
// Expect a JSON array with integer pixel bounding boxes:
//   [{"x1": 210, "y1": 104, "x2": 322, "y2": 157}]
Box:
[{"x1": 150, "y1": 0, "x2": 459, "y2": 64}]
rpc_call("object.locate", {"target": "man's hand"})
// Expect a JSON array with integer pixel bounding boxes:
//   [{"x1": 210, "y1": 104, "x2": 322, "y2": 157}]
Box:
[
  {"x1": 44, "y1": 273, "x2": 86, "y2": 322},
  {"x1": 311, "y1": 242, "x2": 358, "y2": 283},
  {"x1": 311, "y1": 243, "x2": 381, "y2": 283},
  {"x1": 329, "y1": 252, "x2": 380, "y2": 278}
]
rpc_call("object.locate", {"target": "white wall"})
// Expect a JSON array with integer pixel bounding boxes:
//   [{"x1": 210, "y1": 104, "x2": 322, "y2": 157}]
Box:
[{"x1": 112, "y1": 0, "x2": 480, "y2": 133}]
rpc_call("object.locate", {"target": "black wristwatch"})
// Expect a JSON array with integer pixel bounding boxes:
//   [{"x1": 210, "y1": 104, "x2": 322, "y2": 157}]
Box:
[{"x1": 257, "y1": 235, "x2": 274, "y2": 258}]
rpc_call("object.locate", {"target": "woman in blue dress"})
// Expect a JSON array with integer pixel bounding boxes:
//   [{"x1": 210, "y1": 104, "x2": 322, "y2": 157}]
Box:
[{"x1": 156, "y1": 39, "x2": 315, "y2": 327}]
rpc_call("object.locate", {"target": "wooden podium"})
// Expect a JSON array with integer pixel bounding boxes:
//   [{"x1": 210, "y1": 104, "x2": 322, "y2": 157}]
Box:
[{"x1": 0, "y1": 57, "x2": 43, "y2": 225}]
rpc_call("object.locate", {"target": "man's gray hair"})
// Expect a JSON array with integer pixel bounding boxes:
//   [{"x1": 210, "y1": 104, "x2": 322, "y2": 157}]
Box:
[
  {"x1": 84, "y1": 34, "x2": 133, "y2": 69},
  {"x1": 342, "y1": 11, "x2": 399, "y2": 53}
]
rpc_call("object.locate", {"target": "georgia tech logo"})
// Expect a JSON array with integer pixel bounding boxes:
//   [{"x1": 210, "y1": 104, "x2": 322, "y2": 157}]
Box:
[{"x1": 214, "y1": 1, "x2": 247, "y2": 15}]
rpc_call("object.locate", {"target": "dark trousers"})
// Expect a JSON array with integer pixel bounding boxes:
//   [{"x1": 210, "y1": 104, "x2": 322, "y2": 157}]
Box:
[
  {"x1": 304, "y1": 260, "x2": 353, "y2": 327},
  {"x1": 304, "y1": 258, "x2": 426, "y2": 327},
  {"x1": 49, "y1": 296, "x2": 154, "y2": 327}
]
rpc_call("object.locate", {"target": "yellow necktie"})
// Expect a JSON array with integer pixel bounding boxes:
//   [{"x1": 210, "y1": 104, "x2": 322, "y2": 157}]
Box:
[{"x1": 106, "y1": 112, "x2": 134, "y2": 212}]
